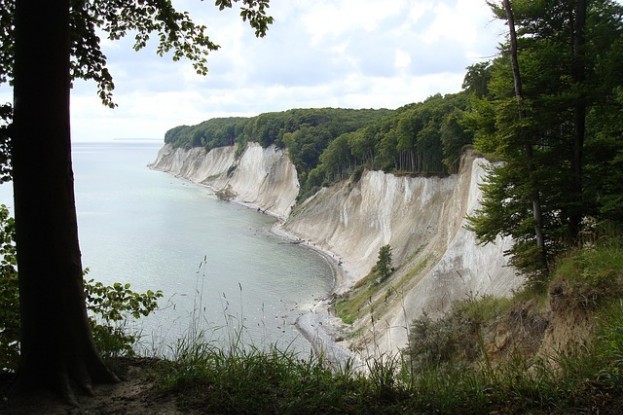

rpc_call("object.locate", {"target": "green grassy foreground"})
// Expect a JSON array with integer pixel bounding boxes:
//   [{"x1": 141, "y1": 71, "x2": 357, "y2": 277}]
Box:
[
  {"x1": 146, "y1": 333, "x2": 623, "y2": 414},
  {"x1": 139, "y1": 237, "x2": 623, "y2": 414}
]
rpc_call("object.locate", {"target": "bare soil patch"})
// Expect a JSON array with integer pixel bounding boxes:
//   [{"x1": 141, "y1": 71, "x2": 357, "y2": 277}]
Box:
[{"x1": 0, "y1": 358, "x2": 191, "y2": 415}]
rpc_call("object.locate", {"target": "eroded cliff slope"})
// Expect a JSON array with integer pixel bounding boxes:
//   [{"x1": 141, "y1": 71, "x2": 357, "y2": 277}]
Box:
[
  {"x1": 283, "y1": 151, "x2": 522, "y2": 354},
  {"x1": 151, "y1": 143, "x2": 523, "y2": 355}
]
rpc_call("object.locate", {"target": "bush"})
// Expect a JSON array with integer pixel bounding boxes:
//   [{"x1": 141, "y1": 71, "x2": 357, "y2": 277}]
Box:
[
  {"x1": 376, "y1": 245, "x2": 393, "y2": 282},
  {"x1": 407, "y1": 295, "x2": 511, "y2": 372},
  {"x1": 408, "y1": 313, "x2": 465, "y2": 371},
  {"x1": 85, "y1": 276, "x2": 162, "y2": 358},
  {"x1": 553, "y1": 237, "x2": 623, "y2": 309}
]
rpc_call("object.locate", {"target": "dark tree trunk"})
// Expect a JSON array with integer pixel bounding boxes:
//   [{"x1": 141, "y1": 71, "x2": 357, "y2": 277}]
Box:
[
  {"x1": 502, "y1": 0, "x2": 548, "y2": 270},
  {"x1": 12, "y1": 0, "x2": 117, "y2": 403},
  {"x1": 569, "y1": 0, "x2": 587, "y2": 242}
]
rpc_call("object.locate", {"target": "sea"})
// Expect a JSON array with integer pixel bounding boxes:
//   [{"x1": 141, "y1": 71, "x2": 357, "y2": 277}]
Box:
[{"x1": 0, "y1": 141, "x2": 334, "y2": 355}]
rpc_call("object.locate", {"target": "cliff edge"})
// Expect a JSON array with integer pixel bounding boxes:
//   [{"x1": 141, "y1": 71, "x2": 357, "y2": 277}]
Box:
[{"x1": 150, "y1": 143, "x2": 523, "y2": 356}]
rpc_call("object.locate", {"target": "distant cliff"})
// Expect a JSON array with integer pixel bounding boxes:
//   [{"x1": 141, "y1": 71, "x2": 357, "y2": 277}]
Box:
[
  {"x1": 150, "y1": 143, "x2": 523, "y2": 355},
  {"x1": 150, "y1": 143, "x2": 298, "y2": 220}
]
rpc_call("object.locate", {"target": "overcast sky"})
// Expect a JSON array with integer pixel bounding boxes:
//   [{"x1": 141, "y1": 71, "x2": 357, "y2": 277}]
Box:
[{"x1": 1, "y1": 0, "x2": 506, "y2": 142}]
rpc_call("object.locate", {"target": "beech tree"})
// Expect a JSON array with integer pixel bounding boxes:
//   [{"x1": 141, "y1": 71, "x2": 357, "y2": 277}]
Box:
[{"x1": 0, "y1": 0, "x2": 272, "y2": 402}]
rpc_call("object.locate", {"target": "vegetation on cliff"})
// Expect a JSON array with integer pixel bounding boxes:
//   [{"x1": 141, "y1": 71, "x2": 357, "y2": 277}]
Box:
[
  {"x1": 164, "y1": 107, "x2": 393, "y2": 195},
  {"x1": 164, "y1": 93, "x2": 476, "y2": 199}
]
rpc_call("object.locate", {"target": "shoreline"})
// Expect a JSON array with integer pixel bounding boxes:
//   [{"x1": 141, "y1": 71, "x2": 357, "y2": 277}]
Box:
[
  {"x1": 149, "y1": 166, "x2": 355, "y2": 366},
  {"x1": 271, "y1": 221, "x2": 356, "y2": 368}
]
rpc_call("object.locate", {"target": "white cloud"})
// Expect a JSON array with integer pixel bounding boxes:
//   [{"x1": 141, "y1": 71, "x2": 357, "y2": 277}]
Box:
[
  {"x1": 394, "y1": 49, "x2": 412, "y2": 71},
  {"x1": 300, "y1": 0, "x2": 407, "y2": 45},
  {"x1": 4, "y1": 0, "x2": 506, "y2": 141}
]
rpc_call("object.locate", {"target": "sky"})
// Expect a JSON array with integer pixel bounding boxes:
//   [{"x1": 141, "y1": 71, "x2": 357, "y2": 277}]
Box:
[{"x1": 0, "y1": 0, "x2": 506, "y2": 142}]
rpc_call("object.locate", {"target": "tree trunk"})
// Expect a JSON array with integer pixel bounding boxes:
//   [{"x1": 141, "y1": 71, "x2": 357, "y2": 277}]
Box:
[
  {"x1": 502, "y1": 0, "x2": 548, "y2": 270},
  {"x1": 569, "y1": 0, "x2": 587, "y2": 242},
  {"x1": 12, "y1": 0, "x2": 117, "y2": 403}
]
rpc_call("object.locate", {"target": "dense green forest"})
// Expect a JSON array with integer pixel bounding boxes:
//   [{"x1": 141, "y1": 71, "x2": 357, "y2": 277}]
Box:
[
  {"x1": 165, "y1": 0, "x2": 623, "y2": 282},
  {"x1": 164, "y1": 107, "x2": 393, "y2": 193},
  {"x1": 164, "y1": 93, "x2": 475, "y2": 196}
]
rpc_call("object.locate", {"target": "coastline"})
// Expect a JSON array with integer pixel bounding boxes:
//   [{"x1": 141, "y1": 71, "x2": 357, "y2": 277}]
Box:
[
  {"x1": 149, "y1": 145, "x2": 524, "y2": 363},
  {"x1": 226, "y1": 199, "x2": 357, "y2": 368},
  {"x1": 271, "y1": 221, "x2": 356, "y2": 368},
  {"x1": 209, "y1": 190, "x2": 357, "y2": 366},
  {"x1": 149, "y1": 165, "x2": 355, "y2": 366}
]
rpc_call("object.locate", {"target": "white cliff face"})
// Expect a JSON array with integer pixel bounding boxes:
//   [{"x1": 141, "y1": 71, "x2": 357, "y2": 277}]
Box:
[
  {"x1": 284, "y1": 171, "x2": 457, "y2": 289},
  {"x1": 150, "y1": 144, "x2": 236, "y2": 182},
  {"x1": 150, "y1": 143, "x2": 299, "y2": 220},
  {"x1": 282, "y1": 151, "x2": 522, "y2": 354},
  {"x1": 375, "y1": 157, "x2": 521, "y2": 353},
  {"x1": 151, "y1": 144, "x2": 523, "y2": 355}
]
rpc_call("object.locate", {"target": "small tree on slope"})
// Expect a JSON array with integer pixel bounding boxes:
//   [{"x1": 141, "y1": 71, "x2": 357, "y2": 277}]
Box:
[{"x1": 377, "y1": 245, "x2": 393, "y2": 282}]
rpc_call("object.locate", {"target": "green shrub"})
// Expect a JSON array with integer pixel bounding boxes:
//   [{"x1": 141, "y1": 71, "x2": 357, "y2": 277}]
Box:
[
  {"x1": 407, "y1": 295, "x2": 511, "y2": 373},
  {"x1": 553, "y1": 238, "x2": 623, "y2": 309},
  {"x1": 408, "y1": 312, "x2": 475, "y2": 372},
  {"x1": 85, "y1": 276, "x2": 162, "y2": 358},
  {"x1": 376, "y1": 244, "x2": 393, "y2": 282}
]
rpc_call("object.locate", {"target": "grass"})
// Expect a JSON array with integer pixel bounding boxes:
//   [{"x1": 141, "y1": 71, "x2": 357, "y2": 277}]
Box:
[
  {"x1": 453, "y1": 293, "x2": 513, "y2": 323},
  {"x1": 334, "y1": 257, "x2": 431, "y2": 327},
  {"x1": 551, "y1": 237, "x2": 623, "y2": 309},
  {"x1": 146, "y1": 329, "x2": 623, "y2": 414},
  {"x1": 156, "y1": 336, "x2": 372, "y2": 414},
  {"x1": 334, "y1": 289, "x2": 373, "y2": 325},
  {"x1": 144, "y1": 235, "x2": 623, "y2": 414},
  {"x1": 306, "y1": 238, "x2": 623, "y2": 414},
  {"x1": 393, "y1": 257, "x2": 429, "y2": 291}
]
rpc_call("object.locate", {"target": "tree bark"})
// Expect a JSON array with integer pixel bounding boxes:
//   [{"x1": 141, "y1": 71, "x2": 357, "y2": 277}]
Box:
[
  {"x1": 12, "y1": 0, "x2": 117, "y2": 403},
  {"x1": 502, "y1": 0, "x2": 548, "y2": 270},
  {"x1": 569, "y1": 0, "x2": 587, "y2": 242}
]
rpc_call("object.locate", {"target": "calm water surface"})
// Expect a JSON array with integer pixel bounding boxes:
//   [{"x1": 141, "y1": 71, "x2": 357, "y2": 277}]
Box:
[{"x1": 0, "y1": 141, "x2": 333, "y2": 354}]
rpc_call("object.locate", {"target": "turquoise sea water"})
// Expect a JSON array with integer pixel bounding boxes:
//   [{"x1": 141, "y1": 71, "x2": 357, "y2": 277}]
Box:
[{"x1": 0, "y1": 141, "x2": 333, "y2": 354}]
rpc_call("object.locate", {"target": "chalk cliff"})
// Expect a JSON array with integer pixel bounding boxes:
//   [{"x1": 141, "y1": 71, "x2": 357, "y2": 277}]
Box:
[
  {"x1": 150, "y1": 143, "x2": 298, "y2": 220},
  {"x1": 150, "y1": 143, "x2": 523, "y2": 355},
  {"x1": 282, "y1": 151, "x2": 522, "y2": 354}
]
